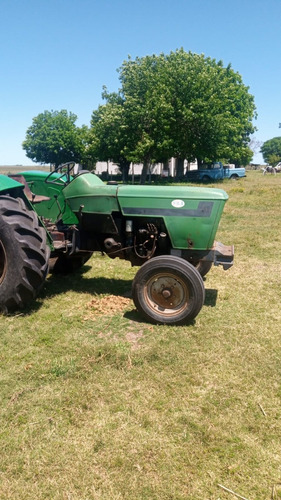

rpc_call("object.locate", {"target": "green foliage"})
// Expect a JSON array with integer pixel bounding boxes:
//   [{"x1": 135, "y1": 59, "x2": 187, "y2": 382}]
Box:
[
  {"x1": 77, "y1": 124, "x2": 96, "y2": 170},
  {"x1": 23, "y1": 51, "x2": 256, "y2": 178},
  {"x1": 267, "y1": 154, "x2": 280, "y2": 167},
  {"x1": 90, "y1": 91, "x2": 131, "y2": 180},
  {"x1": 118, "y1": 53, "x2": 175, "y2": 168},
  {"x1": 90, "y1": 50, "x2": 256, "y2": 182},
  {"x1": 260, "y1": 136, "x2": 281, "y2": 164},
  {"x1": 22, "y1": 110, "x2": 86, "y2": 167},
  {"x1": 152, "y1": 50, "x2": 256, "y2": 166}
]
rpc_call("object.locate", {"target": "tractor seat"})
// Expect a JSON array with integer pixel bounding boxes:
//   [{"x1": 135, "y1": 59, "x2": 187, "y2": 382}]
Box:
[{"x1": 8, "y1": 175, "x2": 51, "y2": 204}]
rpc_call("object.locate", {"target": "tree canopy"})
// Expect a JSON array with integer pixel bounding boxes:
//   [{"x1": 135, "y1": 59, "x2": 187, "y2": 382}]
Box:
[
  {"x1": 90, "y1": 49, "x2": 257, "y2": 181},
  {"x1": 260, "y1": 137, "x2": 281, "y2": 165},
  {"x1": 89, "y1": 90, "x2": 131, "y2": 180},
  {"x1": 23, "y1": 50, "x2": 257, "y2": 179},
  {"x1": 22, "y1": 110, "x2": 85, "y2": 167}
]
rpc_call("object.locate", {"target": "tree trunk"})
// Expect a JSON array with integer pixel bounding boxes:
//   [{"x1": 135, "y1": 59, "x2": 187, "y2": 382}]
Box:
[
  {"x1": 120, "y1": 160, "x2": 130, "y2": 183},
  {"x1": 175, "y1": 158, "x2": 184, "y2": 179},
  {"x1": 197, "y1": 158, "x2": 203, "y2": 169},
  {"x1": 140, "y1": 159, "x2": 149, "y2": 184}
]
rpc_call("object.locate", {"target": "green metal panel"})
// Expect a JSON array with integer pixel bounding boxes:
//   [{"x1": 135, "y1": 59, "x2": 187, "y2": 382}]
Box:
[
  {"x1": 117, "y1": 184, "x2": 228, "y2": 202},
  {"x1": 0, "y1": 174, "x2": 25, "y2": 193},
  {"x1": 19, "y1": 170, "x2": 78, "y2": 224},
  {"x1": 117, "y1": 185, "x2": 228, "y2": 250},
  {"x1": 63, "y1": 173, "x2": 119, "y2": 214}
]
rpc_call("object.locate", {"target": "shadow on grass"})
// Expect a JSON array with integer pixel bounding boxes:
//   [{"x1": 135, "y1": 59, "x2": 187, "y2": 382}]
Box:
[
  {"x1": 124, "y1": 289, "x2": 218, "y2": 325},
  {"x1": 44, "y1": 267, "x2": 132, "y2": 298},
  {"x1": 15, "y1": 266, "x2": 218, "y2": 319},
  {"x1": 204, "y1": 288, "x2": 218, "y2": 307},
  {"x1": 12, "y1": 265, "x2": 132, "y2": 316}
]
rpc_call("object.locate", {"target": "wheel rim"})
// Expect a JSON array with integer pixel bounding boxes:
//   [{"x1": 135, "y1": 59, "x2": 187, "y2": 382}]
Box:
[
  {"x1": 143, "y1": 271, "x2": 191, "y2": 318},
  {"x1": 0, "y1": 240, "x2": 7, "y2": 284}
]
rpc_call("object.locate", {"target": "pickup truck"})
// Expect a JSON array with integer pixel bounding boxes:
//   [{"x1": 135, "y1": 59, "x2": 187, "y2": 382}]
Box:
[{"x1": 186, "y1": 162, "x2": 246, "y2": 182}]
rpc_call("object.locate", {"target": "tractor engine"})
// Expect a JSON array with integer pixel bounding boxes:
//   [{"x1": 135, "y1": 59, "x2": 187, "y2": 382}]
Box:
[{"x1": 104, "y1": 220, "x2": 168, "y2": 266}]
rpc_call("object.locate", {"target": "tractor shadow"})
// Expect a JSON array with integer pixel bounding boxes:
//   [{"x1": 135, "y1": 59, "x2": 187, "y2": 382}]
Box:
[
  {"x1": 204, "y1": 288, "x2": 218, "y2": 307},
  {"x1": 21, "y1": 266, "x2": 218, "y2": 319},
  {"x1": 42, "y1": 267, "x2": 218, "y2": 307},
  {"x1": 43, "y1": 266, "x2": 133, "y2": 299}
]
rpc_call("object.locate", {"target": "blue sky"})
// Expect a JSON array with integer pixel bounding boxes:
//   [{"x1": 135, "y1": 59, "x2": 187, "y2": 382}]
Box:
[{"x1": 0, "y1": 0, "x2": 280, "y2": 165}]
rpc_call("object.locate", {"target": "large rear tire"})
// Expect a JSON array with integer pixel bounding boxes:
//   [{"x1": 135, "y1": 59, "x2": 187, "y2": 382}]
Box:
[
  {"x1": 0, "y1": 196, "x2": 50, "y2": 313},
  {"x1": 132, "y1": 255, "x2": 205, "y2": 325}
]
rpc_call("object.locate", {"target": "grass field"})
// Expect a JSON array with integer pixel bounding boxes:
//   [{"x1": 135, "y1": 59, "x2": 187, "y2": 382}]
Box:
[
  {"x1": 1, "y1": 170, "x2": 281, "y2": 499},
  {"x1": 0, "y1": 165, "x2": 50, "y2": 175}
]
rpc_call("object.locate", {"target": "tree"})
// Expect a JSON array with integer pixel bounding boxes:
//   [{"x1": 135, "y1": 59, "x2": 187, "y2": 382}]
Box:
[
  {"x1": 90, "y1": 90, "x2": 131, "y2": 181},
  {"x1": 77, "y1": 124, "x2": 97, "y2": 170},
  {"x1": 160, "y1": 51, "x2": 256, "y2": 167},
  {"x1": 118, "y1": 54, "x2": 175, "y2": 182},
  {"x1": 91, "y1": 50, "x2": 257, "y2": 182},
  {"x1": 23, "y1": 110, "x2": 85, "y2": 167},
  {"x1": 260, "y1": 137, "x2": 281, "y2": 165}
]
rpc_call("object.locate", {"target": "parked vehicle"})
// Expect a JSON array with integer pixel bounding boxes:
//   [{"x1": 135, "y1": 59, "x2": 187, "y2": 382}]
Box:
[
  {"x1": 185, "y1": 162, "x2": 246, "y2": 182},
  {"x1": 0, "y1": 163, "x2": 234, "y2": 325}
]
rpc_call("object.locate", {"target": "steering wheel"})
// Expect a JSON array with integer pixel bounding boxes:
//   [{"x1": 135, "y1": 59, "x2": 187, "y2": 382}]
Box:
[{"x1": 44, "y1": 162, "x2": 76, "y2": 185}]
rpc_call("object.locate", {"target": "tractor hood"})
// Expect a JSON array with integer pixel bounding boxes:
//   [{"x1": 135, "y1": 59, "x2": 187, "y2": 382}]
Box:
[
  {"x1": 63, "y1": 172, "x2": 228, "y2": 215},
  {"x1": 63, "y1": 173, "x2": 228, "y2": 250},
  {"x1": 117, "y1": 184, "x2": 228, "y2": 249},
  {"x1": 117, "y1": 184, "x2": 228, "y2": 215}
]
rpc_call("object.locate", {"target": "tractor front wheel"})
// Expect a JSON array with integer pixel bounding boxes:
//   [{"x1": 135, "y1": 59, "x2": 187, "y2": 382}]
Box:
[
  {"x1": 0, "y1": 196, "x2": 50, "y2": 313},
  {"x1": 132, "y1": 256, "x2": 205, "y2": 325}
]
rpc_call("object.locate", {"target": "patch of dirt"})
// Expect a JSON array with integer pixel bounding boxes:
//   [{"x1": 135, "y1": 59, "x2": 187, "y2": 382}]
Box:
[
  {"x1": 126, "y1": 330, "x2": 143, "y2": 350},
  {"x1": 84, "y1": 295, "x2": 145, "y2": 349},
  {"x1": 85, "y1": 294, "x2": 133, "y2": 319}
]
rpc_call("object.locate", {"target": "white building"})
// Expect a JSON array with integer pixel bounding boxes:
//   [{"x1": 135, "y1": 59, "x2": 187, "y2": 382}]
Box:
[{"x1": 94, "y1": 159, "x2": 197, "y2": 177}]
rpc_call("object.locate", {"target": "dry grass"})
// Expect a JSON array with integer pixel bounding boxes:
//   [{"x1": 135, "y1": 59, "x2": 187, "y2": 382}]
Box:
[
  {"x1": 0, "y1": 165, "x2": 50, "y2": 174},
  {"x1": 1, "y1": 170, "x2": 281, "y2": 499}
]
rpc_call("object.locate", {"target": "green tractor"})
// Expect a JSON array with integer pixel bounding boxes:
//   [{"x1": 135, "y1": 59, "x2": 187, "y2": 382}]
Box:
[{"x1": 0, "y1": 163, "x2": 234, "y2": 325}]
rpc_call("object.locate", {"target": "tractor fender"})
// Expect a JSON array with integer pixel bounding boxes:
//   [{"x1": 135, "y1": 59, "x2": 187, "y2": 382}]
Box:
[{"x1": 0, "y1": 174, "x2": 26, "y2": 196}]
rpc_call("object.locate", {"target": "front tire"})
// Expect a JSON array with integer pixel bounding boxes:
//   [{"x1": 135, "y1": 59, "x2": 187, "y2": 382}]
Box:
[
  {"x1": 0, "y1": 196, "x2": 50, "y2": 313},
  {"x1": 132, "y1": 256, "x2": 205, "y2": 325}
]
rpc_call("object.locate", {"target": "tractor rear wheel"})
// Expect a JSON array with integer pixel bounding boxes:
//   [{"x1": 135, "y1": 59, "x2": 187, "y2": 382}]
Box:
[
  {"x1": 132, "y1": 255, "x2": 205, "y2": 325},
  {"x1": 0, "y1": 196, "x2": 50, "y2": 313}
]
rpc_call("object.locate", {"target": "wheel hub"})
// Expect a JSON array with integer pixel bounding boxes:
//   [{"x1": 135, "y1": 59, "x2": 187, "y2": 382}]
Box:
[
  {"x1": 147, "y1": 274, "x2": 189, "y2": 311},
  {"x1": 161, "y1": 288, "x2": 172, "y2": 299}
]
